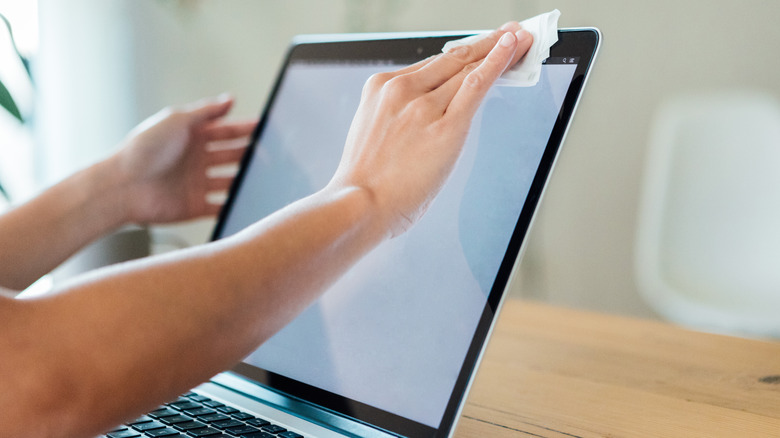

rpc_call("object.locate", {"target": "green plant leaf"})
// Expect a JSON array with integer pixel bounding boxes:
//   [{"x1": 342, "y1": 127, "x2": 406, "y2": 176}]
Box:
[{"x1": 0, "y1": 78, "x2": 22, "y2": 123}]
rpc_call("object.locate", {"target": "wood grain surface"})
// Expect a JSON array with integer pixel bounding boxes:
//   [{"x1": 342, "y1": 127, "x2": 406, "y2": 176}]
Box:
[{"x1": 455, "y1": 300, "x2": 780, "y2": 437}]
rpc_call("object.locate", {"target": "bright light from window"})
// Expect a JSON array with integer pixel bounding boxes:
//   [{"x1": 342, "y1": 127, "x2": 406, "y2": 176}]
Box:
[
  {"x1": 0, "y1": 1, "x2": 38, "y2": 201},
  {"x1": 0, "y1": 0, "x2": 37, "y2": 114},
  {"x1": 0, "y1": 0, "x2": 38, "y2": 56}
]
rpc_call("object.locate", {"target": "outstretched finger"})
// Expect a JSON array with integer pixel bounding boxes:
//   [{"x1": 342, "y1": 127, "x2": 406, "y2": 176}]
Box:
[
  {"x1": 427, "y1": 29, "x2": 532, "y2": 112},
  {"x1": 385, "y1": 55, "x2": 438, "y2": 79},
  {"x1": 410, "y1": 22, "x2": 523, "y2": 92},
  {"x1": 445, "y1": 31, "x2": 523, "y2": 120},
  {"x1": 388, "y1": 21, "x2": 522, "y2": 82},
  {"x1": 410, "y1": 30, "x2": 506, "y2": 92},
  {"x1": 207, "y1": 145, "x2": 247, "y2": 166},
  {"x1": 203, "y1": 120, "x2": 257, "y2": 142}
]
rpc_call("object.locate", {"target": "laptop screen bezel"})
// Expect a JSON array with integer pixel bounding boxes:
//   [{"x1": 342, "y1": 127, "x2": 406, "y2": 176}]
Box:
[{"x1": 212, "y1": 28, "x2": 600, "y2": 438}]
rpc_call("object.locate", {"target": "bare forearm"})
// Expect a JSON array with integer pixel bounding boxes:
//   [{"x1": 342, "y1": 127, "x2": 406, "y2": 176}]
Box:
[
  {"x1": 0, "y1": 157, "x2": 130, "y2": 290},
  {"x1": 2, "y1": 185, "x2": 384, "y2": 438},
  {"x1": 0, "y1": 25, "x2": 529, "y2": 438}
]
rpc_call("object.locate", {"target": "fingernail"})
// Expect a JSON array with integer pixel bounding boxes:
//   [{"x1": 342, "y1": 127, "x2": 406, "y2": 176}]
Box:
[
  {"x1": 515, "y1": 29, "x2": 531, "y2": 43},
  {"x1": 499, "y1": 32, "x2": 516, "y2": 47}
]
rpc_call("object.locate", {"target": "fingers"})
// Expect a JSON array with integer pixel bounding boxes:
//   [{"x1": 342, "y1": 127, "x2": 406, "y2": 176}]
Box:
[
  {"x1": 411, "y1": 29, "x2": 507, "y2": 92},
  {"x1": 412, "y1": 30, "x2": 530, "y2": 115},
  {"x1": 203, "y1": 120, "x2": 252, "y2": 166},
  {"x1": 503, "y1": 29, "x2": 533, "y2": 74},
  {"x1": 203, "y1": 175, "x2": 235, "y2": 216},
  {"x1": 207, "y1": 176, "x2": 234, "y2": 192},
  {"x1": 207, "y1": 144, "x2": 247, "y2": 166},
  {"x1": 425, "y1": 29, "x2": 532, "y2": 112},
  {"x1": 379, "y1": 21, "x2": 522, "y2": 82},
  {"x1": 366, "y1": 26, "x2": 522, "y2": 100},
  {"x1": 409, "y1": 21, "x2": 523, "y2": 92},
  {"x1": 363, "y1": 22, "x2": 531, "y2": 108},
  {"x1": 445, "y1": 30, "x2": 528, "y2": 119},
  {"x1": 203, "y1": 120, "x2": 257, "y2": 142},
  {"x1": 372, "y1": 25, "x2": 532, "y2": 119},
  {"x1": 382, "y1": 55, "x2": 437, "y2": 80},
  {"x1": 498, "y1": 20, "x2": 523, "y2": 32}
]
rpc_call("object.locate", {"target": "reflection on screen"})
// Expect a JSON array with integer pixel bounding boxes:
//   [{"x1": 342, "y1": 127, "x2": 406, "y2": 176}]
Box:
[{"x1": 219, "y1": 60, "x2": 576, "y2": 427}]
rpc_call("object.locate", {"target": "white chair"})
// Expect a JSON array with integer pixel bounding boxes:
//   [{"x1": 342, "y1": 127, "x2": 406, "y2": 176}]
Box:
[{"x1": 635, "y1": 91, "x2": 780, "y2": 338}]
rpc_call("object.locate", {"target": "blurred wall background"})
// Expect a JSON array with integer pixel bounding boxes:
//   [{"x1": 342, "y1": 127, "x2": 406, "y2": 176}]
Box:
[{"x1": 8, "y1": 0, "x2": 780, "y2": 324}]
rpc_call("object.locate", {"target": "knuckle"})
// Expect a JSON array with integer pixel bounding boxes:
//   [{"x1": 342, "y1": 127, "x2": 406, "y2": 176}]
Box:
[
  {"x1": 365, "y1": 71, "x2": 395, "y2": 90},
  {"x1": 381, "y1": 75, "x2": 416, "y2": 99},
  {"x1": 363, "y1": 72, "x2": 392, "y2": 97},
  {"x1": 461, "y1": 62, "x2": 478, "y2": 76},
  {"x1": 462, "y1": 69, "x2": 488, "y2": 89},
  {"x1": 407, "y1": 98, "x2": 432, "y2": 119},
  {"x1": 445, "y1": 44, "x2": 475, "y2": 64},
  {"x1": 367, "y1": 71, "x2": 392, "y2": 85}
]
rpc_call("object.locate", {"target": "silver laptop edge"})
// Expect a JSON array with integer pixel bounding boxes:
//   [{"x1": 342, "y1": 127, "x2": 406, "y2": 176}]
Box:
[{"x1": 444, "y1": 26, "x2": 602, "y2": 437}]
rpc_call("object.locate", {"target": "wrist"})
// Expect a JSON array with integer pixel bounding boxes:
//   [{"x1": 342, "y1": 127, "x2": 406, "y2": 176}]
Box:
[
  {"x1": 81, "y1": 155, "x2": 135, "y2": 230},
  {"x1": 323, "y1": 175, "x2": 419, "y2": 240},
  {"x1": 318, "y1": 183, "x2": 395, "y2": 243}
]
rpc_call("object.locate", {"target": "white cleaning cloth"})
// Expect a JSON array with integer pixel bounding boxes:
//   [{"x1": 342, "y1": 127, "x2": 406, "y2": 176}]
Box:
[{"x1": 441, "y1": 9, "x2": 561, "y2": 87}]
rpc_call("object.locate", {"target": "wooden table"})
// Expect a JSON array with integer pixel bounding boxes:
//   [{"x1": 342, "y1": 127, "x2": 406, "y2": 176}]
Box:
[{"x1": 456, "y1": 300, "x2": 780, "y2": 437}]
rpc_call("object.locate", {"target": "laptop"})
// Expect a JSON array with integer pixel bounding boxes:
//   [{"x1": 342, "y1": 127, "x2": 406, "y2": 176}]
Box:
[{"x1": 107, "y1": 28, "x2": 600, "y2": 438}]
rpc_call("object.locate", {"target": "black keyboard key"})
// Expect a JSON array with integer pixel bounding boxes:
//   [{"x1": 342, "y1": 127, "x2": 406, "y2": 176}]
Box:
[
  {"x1": 211, "y1": 419, "x2": 244, "y2": 430},
  {"x1": 278, "y1": 432, "x2": 303, "y2": 438},
  {"x1": 231, "y1": 412, "x2": 254, "y2": 421},
  {"x1": 225, "y1": 424, "x2": 259, "y2": 435},
  {"x1": 187, "y1": 427, "x2": 223, "y2": 436},
  {"x1": 188, "y1": 394, "x2": 211, "y2": 403},
  {"x1": 132, "y1": 421, "x2": 166, "y2": 432},
  {"x1": 107, "y1": 430, "x2": 141, "y2": 438},
  {"x1": 171, "y1": 396, "x2": 193, "y2": 404},
  {"x1": 240, "y1": 433, "x2": 275, "y2": 438},
  {"x1": 174, "y1": 421, "x2": 208, "y2": 431},
  {"x1": 260, "y1": 425, "x2": 286, "y2": 434},
  {"x1": 162, "y1": 414, "x2": 195, "y2": 425},
  {"x1": 216, "y1": 406, "x2": 239, "y2": 415},
  {"x1": 146, "y1": 427, "x2": 182, "y2": 437},
  {"x1": 184, "y1": 408, "x2": 216, "y2": 417},
  {"x1": 171, "y1": 401, "x2": 203, "y2": 411},
  {"x1": 245, "y1": 419, "x2": 270, "y2": 428},
  {"x1": 203, "y1": 400, "x2": 225, "y2": 408},
  {"x1": 128, "y1": 416, "x2": 154, "y2": 425},
  {"x1": 150, "y1": 408, "x2": 181, "y2": 419},
  {"x1": 199, "y1": 413, "x2": 230, "y2": 423}
]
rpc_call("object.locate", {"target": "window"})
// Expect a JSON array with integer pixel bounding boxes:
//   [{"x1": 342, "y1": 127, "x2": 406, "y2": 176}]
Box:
[{"x1": 0, "y1": 0, "x2": 38, "y2": 202}]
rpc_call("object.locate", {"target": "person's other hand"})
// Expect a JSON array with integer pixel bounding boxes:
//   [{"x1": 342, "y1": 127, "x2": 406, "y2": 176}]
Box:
[
  {"x1": 330, "y1": 23, "x2": 533, "y2": 237},
  {"x1": 112, "y1": 95, "x2": 256, "y2": 224}
]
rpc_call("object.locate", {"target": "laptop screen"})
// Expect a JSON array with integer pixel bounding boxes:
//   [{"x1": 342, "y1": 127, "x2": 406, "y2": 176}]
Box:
[{"x1": 213, "y1": 30, "x2": 599, "y2": 437}]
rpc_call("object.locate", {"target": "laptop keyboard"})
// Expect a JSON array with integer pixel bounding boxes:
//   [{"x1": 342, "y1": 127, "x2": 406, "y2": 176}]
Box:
[{"x1": 101, "y1": 392, "x2": 304, "y2": 438}]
